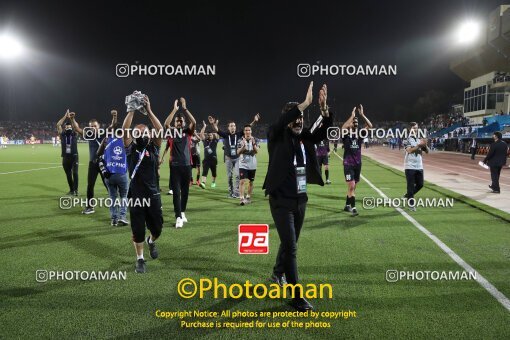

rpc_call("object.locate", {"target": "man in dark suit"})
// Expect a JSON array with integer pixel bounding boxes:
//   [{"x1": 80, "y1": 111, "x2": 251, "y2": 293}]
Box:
[
  {"x1": 263, "y1": 81, "x2": 332, "y2": 312},
  {"x1": 470, "y1": 137, "x2": 477, "y2": 160},
  {"x1": 483, "y1": 131, "x2": 508, "y2": 193}
]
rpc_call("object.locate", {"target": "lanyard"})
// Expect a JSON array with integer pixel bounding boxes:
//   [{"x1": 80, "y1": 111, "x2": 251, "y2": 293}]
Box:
[
  {"x1": 104, "y1": 138, "x2": 118, "y2": 151},
  {"x1": 131, "y1": 148, "x2": 146, "y2": 179},
  {"x1": 293, "y1": 142, "x2": 306, "y2": 166},
  {"x1": 65, "y1": 133, "x2": 72, "y2": 146},
  {"x1": 229, "y1": 134, "x2": 237, "y2": 147}
]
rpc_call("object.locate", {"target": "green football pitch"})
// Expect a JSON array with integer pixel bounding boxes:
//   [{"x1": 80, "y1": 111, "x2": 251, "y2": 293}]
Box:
[{"x1": 1, "y1": 143, "x2": 509, "y2": 339}]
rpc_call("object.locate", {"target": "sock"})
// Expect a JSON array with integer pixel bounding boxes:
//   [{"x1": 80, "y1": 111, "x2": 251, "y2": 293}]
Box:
[
  {"x1": 147, "y1": 236, "x2": 154, "y2": 244},
  {"x1": 351, "y1": 196, "x2": 356, "y2": 208},
  {"x1": 137, "y1": 254, "x2": 144, "y2": 260},
  {"x1": 325, "y1": 169, "x2": 329, "y2": 180},
  {"x1": 345, "y1": 195, "x2": 350, "y2": 207},
  {"x1": 196, "y1": 174, "x2": 200, "y2": 182}
]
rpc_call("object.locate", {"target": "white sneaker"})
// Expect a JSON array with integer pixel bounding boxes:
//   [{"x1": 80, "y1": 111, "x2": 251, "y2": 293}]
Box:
[
  {"x1": 175, "y1": 217, "x2": 183, "y2": 228},
  {"x1": 181, "y1": 212, "x2": 188, "y2": 223},
  {"x1": 167, "y1": 190, "x2": 173, "y2": 195}
]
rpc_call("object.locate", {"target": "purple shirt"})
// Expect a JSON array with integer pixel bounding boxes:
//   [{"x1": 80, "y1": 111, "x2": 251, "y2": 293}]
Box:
[
  {"x1": 316, "y1": 139, "x2": 330, "y2": 157},
  {"x1": 342, "y1": 136, "x2": 361, "y2": 166}
]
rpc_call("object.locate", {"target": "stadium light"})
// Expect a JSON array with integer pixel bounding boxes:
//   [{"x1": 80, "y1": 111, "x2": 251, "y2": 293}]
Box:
[
  {"x1": 0, "y1": 34, "x2": 24, "y2": 60},
  {"x1": 455, "y1": 20, "x2": 480, "y2": 45}
]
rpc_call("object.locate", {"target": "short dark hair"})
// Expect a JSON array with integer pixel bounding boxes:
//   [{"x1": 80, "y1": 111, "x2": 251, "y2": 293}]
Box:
[
  {"x1": 494, "y1": 131, "x2": 502, "y2": 140},
  {"x1": 409, "y1": 122, "x2": 418, "y2": 128},
  {"x1": 243, "y1": 125, "x2": 252, "y2": 129},
  {"x1": 227, "y1": 121, "x2": 235, "y2": 126},
  {"x1": 281, "y1": 102, "x2": 299, "y2": 114}
]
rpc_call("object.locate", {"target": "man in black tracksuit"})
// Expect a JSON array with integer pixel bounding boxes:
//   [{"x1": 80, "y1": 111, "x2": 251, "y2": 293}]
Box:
[
  {"x1": 163, "y1": 98, "x2": 197, "y2": 228},
  {"x1": 263, "y1": 81, "x2": 332, "y2": 312},
  {"x1": 470, "y1": 137, "x2": 477, "y2": 160},
  {"x1": 56, "y1": 111, "x2": 79, "y2": 195},
  {"x1": 70, "y1": 112, "x2": 117, "y2": 214},
  {"x1": 483, "y1": 131, "x2": 508, "y2": 193}
]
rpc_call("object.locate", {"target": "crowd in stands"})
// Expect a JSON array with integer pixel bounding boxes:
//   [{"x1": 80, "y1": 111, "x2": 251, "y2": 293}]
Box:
[
  {"x1": 420, "y1": 112, "x2": 469, "y2": 136},
  {"x1": 0, "y1": 111, "x2": 504, "y2": 145},
  {"x1": 0, "y1": 121, "x2": 57, "y2": 140},
  {"x1": 0, "y1": 120, "x2": 271, "y2": 142}
]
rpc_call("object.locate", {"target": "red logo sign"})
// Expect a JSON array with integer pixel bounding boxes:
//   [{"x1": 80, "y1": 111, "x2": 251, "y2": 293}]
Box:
[{"x1": 238, "y1": 224, "x2": 269, "y2": 254}]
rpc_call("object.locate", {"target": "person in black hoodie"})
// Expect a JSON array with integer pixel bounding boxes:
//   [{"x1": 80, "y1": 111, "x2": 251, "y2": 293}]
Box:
[
  {"x1": 483, "y1": 131, "x2": 508, "y2": 193},
  {"x1": 263, "y1": 81, "x2": 332, "y2": 312},
  {"x1": 56, "y1": 110, "x2": 79, "y2": 196}
]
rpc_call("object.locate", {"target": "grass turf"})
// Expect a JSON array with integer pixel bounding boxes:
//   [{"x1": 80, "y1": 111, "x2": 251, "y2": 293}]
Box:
[{"x1": 0, "y1": 143, "x2": 509, "y2": 339}]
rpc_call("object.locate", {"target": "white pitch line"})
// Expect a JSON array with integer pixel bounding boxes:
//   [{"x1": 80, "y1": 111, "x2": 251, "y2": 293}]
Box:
[
  {"x1": 333, "y1": 152, "x2": 510, "y2": 312},
  {"x1": 0, "y1": 166, "x2": 61, "y2": 175}
]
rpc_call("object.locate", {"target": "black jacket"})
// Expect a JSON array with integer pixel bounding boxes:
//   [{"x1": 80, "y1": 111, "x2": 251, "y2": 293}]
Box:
[
  {"x1": 263, "y1": 106, "x2": 333, "y2": 196},
  {"x1": 484, "y1": 139, "x2": 508, "y2": 167}
]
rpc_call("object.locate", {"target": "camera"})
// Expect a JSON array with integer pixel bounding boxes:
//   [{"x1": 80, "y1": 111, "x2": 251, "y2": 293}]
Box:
[
  {"x1": 125, "y1": 91, "x2": 147, "y2": 115},
  {"x1": 98, "y1": 157, "x2": 111, "y2": 179}
]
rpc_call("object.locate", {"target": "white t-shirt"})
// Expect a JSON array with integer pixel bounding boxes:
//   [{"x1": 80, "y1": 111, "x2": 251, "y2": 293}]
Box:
[
  {"x1": 237, "y1": 138, "x2": 258, "y2": 170},
  {"x1": 403, "y1": 137, "x2": 423, "y2": 170}
]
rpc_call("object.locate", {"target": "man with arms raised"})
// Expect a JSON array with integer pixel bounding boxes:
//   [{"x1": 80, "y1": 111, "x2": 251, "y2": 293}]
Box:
[
  {"x1": 57, "y1": 110, "x2": 79, "y2": 196},
  {"x1": 163, "y1": 98, "x2": 197, "y2": 228},
  {"x1": 341, "y1": 105, "x2": 372, "y2": 216},
  {"x1": 199, "y1": 120, "x2": 220, "y2": 189},
  {"x1": 122, "y1": 95, "x2": 164, "y2": 273},
  {"x1": 263, "y1": 82, "x2": 332, "y2": 312},
  {"x1": 70, "y1": 111, "x2": 117, "y2": 214},
  {"x1": 211, "y1": 113, "x2": 260, "y2": 198}
]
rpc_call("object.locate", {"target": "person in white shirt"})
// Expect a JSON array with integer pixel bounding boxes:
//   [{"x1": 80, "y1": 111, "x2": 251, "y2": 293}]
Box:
[
  {"x1": 403, "y1": 122, "x2": 429, "y2": 212},
  {"x1": 470, "y1": 137, "x2": 477, "y2": 160},
  {"x1": 237, "y1": 125, "x2": 259, "y2": 205}
]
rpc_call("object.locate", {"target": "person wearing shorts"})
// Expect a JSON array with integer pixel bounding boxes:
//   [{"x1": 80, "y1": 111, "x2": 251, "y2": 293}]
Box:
[
  {"x1": 341, "y1": 104, "x2": 372, "y2": 217},
  {"x1": 316, "y1": 138, "x2": 330, "y2": 184},
  {"x1": 199, "y1": 121, "x2": 219, "y2": 189},
  {"x1": 210, "y1": 113, "x2": 260, "y2": 198},
  {"x1": 190, "y1": 133, "x2": 201, "y2": 185},
  {"x1": 237, "y1": 125, "x2": 259, "y2": 205},
  {"x1": 122, "y1": 95, "x2": 164, "y2": 274}
]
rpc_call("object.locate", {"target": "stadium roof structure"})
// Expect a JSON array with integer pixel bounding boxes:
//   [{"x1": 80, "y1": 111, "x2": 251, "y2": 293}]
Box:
[{"x1": 450, "y1": 5, "x2": 510, "y2": 82}]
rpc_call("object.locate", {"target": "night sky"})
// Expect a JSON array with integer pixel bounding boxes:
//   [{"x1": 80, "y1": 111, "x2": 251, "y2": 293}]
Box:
[{"x1": 0, "y1": 0, "x2": 504, "y2": 125}]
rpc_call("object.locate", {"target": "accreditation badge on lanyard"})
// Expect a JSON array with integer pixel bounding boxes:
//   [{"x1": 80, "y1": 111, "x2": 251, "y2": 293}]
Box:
[
  {"x1": 294, "y1": 142, "x2": 307, "y2": 194},
  {"x1": 131, "y1": 148, "x2": 147, "y2": 179},
  {"x1": 229, "y1": 135, "x2": 237, "y2": 157},
  {"x1": 65, "y1": 135, "x2": 72, "y2": 154}
]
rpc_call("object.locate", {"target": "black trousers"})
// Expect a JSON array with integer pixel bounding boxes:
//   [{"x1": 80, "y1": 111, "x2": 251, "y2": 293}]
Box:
[
  {"x1": 270, "y1": 196, "x2": 307, "y2": 285},
  {"x1": 87, "y1": 161, "x2": 107, "y2": 207},
  {"x1": 405, "y1": 169, "x2": 424, "y2": 199},
  {"x1": 490, "y1": 166, "x2": 502, "y2": 191},
  {"x1": 470, "y1": 147, "x2": 477, "y2": 160},
  {"x1": 62, "y1": 155, "x2": 79, "y2": 191},
  {"x1": 130, "y1": 195, "x2": 163, "y2": 243},
  {"x1": 202, "y1": 158, "x2": 218, "y2": 178},
  {"x1": 170, "y1": 165, "x2": 191, "y2": 218}
]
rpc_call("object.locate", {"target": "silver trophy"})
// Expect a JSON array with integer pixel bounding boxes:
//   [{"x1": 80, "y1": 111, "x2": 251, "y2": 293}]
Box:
[{"x1": 125, "y1": 90, "x2": 148, "y2": 115}]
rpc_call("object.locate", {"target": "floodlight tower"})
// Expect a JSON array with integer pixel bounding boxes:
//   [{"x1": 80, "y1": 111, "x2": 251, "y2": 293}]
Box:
[{"x1": 0, "y1": 33, "x2": 24, "y2": 121}]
